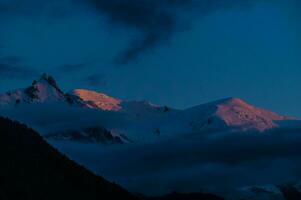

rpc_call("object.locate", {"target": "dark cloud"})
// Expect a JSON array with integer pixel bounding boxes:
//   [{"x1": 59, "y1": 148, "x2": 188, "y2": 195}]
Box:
[
  {"x1": 86, "y1": 0, "x2": 180, "y2": 64},
  {"x1": 0, "y1": 63, "x2": 35, "y2": 78},
  {"x1": 0, "y1": 56, "x2": 22, "y2": 65},
  {"x1": 49, "y1": 126, "x2": 301, "y2": 194},
  {"x1": 0, "y1": 56, "x2": 36, "y2": 79},
  {"x1": 85, "y1": 0, "x2": 257, "y2": 64},
  {"x1": 84, "y1": 74, "x2": 107, "y2": 87},
  {"x1": 90, "y1": 129, "x2": 301, "y2": 174},
  {"x1": 0, "y1": 0, "x2": 72, "y2": 18},
  {"x1": 1, "y1": 0, "x2": 296, "y2": 67},
  {"x1": 59, "y1": 63, "x2": 86, "y2": 72},
  {"x1": 0, "y1": 0, "x2": 288, "y2": 65}
]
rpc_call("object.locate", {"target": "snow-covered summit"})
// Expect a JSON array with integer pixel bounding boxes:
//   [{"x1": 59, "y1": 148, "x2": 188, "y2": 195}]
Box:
[
  {"x1": 185, "y1": 97, "x2": 288, "y2": 131},
  {"x1": 0, "y1": 74, "x2": 169, "y2": 113},
  {"x1": 71, "y1": 89, "x2": 122, "y2": 111},
  {"x1": 0, "y1": 74, "x2": 67, "y2": 106}
]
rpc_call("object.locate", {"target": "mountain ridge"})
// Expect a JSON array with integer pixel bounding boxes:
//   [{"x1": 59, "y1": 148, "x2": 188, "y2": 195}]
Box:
[{"x1": 0, "y1": 74, "x2": 298, "y2": 135}]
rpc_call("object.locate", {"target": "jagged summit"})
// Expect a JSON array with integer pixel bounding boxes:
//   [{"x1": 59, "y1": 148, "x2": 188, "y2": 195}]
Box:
[
  {"x1": 0, "y1": 73, "x2": 66, "y2": 106},
  {"x1": 36, "y1": 73, "x2": 61, "y2": 91},
  {"x1": 28, "y1": 73, "x2": 65, "y2": 101},
  {"x1": 0, "y1": 74, "x2": 123, "y2": 109},
  {"x1": 38, "y1": 73, "x2": 55, "y2": 82}
]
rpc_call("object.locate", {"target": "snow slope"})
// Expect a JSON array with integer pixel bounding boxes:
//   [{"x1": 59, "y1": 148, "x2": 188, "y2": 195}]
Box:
[
  {"x1": 183, "y1": 97, "x2": 290, "y2": 132},
  {"x1": 71, "y1": 89, "x2": 122, "y2": 111}
]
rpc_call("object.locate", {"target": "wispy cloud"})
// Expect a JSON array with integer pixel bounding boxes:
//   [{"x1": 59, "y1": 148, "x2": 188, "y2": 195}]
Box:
[
  {"x1": 0, "y1": 56, "x2": 36, "y2": 79},
  {"x1": 0, "y1": 0, "x2": 296, "y2": 66},
  {"x1": 59, "y1": 63, "x2": 87, "y2": 72},
  {"x1": 84, "y1": 0, "x2": 258, "y2": 64},
  {"x1": 84, "y1": 74, "x2": 107, "y2": 87},
  {"x1": 85, "y1": 0, "x2": 193, "y2": 64}
]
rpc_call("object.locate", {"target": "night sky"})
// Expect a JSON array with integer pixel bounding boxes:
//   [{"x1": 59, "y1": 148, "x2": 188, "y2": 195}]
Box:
[{"x1": 0, "y1": 0, "x2": 300, "y2": 117}]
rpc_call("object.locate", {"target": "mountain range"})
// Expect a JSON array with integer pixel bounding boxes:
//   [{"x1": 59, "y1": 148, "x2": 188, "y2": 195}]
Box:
[
  {"x1": 0, "y1": 74, "x2": 299, "y2": 144},
  {"x1": 1, "y1": 74, "x2": 301, "y2": 199}
]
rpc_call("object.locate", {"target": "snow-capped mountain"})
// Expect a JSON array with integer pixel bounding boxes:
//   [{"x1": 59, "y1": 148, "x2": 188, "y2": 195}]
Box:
[
  {"x1": 0, "y1": 74, "x2": 67, "y2": 106},
  {"x1": 184, "y1": 97, "x2": 290, "y2": 132},
  {"x1": 0, "y1": 74, "x2": 298, "y2": 143},
  {"x1": 0, "y1": 74, "x2": 170, "y2": 112},
  {"x1": 0, "y1": 73, "x2": 91, "y2": 108}
]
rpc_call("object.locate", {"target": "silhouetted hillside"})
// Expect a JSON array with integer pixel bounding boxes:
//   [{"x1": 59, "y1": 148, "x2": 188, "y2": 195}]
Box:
[
  {"x1": 147, "y1": 192, "x2": 224, "y2": 200},
  {"x1": 0, "y1": 117, "x2": 138, "y2": 200}
]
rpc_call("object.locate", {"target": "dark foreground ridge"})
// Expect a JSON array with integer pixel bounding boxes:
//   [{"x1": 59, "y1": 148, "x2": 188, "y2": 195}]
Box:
[
  {"x1": 0, "y1": 117, "x2": 138, "y2": 200},
  {"x1": 146, "y1": 192, "x2": 224, "y2": 200},
  {"x1": 0, "y1": 116, "x2": 226, "y2": 200}
]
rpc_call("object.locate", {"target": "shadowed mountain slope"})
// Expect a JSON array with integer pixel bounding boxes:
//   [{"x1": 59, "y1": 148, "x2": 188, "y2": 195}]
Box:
[{"x1": 0, "y1": 117, "x2": 138, "y2": 200}]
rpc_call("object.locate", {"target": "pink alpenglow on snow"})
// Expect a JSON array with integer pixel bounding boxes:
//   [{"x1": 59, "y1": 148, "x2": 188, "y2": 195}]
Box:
[
  {"x1": 216, "y1": 97, "x2": 289, "y2": 131},
  {"x1": 186, "y1": 97, "x2": 289, "y2": 132},
  {"x1": 72, "y1": 89, "x2": 122, "y2": 111}
]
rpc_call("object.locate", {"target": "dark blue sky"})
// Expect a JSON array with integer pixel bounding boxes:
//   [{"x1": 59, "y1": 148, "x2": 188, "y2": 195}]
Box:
[{"x1": 0, "y1": 0, "x2": 300, "y2": 117}]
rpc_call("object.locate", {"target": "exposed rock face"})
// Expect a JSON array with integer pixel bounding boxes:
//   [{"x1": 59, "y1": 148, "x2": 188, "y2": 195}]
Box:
[{"x1": 45, "y1": 126, "x2": 130, "y2": 144}]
